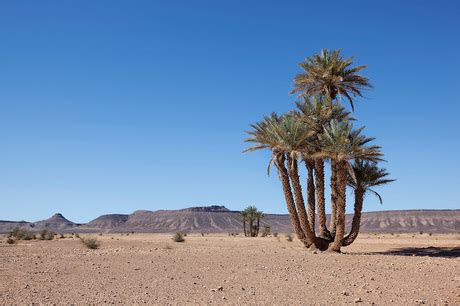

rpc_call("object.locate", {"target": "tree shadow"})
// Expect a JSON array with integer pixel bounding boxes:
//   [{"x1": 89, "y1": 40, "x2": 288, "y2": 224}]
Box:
[{"x1": 366, "y1": 246, "x2": 460, "y2": 258}]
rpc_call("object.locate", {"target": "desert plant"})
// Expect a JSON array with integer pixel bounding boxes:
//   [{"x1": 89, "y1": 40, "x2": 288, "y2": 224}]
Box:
[
  {"x1": 60, "y1": 233, "x2": 65, "y2": 239},
  {"x1": 39, "y1": 230, "x2": 55, "y2": 240},
  {"x1": 244, "y1": 49, "x2": 393, "y2": 253},
  {"x1": 273, "y1": 232, "x2": 278, "y2": 238},
  {"x1": 9, "y1": 228, "x2": 35, "y2": 240},
  {"x1": 240, "y1": 206, "x2": 265, "y2": 237},
  {"x1": 261, "y1": 225, "x2": 271, "y2": 237},
  {"x1": 6, "y1": 237, "x2": 16, "y2": 244},
  {"x1": 172, "y1": 232, "x2": 185, "y2": 243},
  {"x1": 80, "y1": 237, "x2": 100, "y2": 249},
  {"x1": 286, "y1": 234, "x2": 293, "y2": 242},
  {"x1": 75, "y1": 233, "x2": 80, "y2": 238}
]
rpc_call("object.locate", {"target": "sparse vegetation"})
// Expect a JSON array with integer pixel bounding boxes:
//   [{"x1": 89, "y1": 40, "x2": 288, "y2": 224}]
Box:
[
  {"x1": 6, "y1": 237, "x2": 16, "y2": 244},
  {"x1": 286, "y1": 234, "x2": 293, "y2": 242},
  {"x1": 261, "y1": 224, "x2": 271, "y2": 237},
  {"x1": 40, "y1": 230, "x2": 55, "y2": 240},
  {"x1": 60, "y1": 233, "x2": 65, "y2": 239},
  {"x1": 80, "y1": 237, "x2": 101, "y2": 249},
  {"x1": 9, "y1": 228, "x2": 35, "y2": 241},
  {"x1": 172, "y1": 232, "x2": 185, "y2": 243}
]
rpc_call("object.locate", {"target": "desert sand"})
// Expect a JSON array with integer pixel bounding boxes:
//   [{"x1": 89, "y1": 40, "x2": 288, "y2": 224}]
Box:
[{"x1": 0, "y1": 233, "x2": 459, "y2": 304}]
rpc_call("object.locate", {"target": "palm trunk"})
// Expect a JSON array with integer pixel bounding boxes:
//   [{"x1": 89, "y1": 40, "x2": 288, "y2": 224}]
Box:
[
  {"x1": 256, "y1": 218, "x2": 260, "y2": 236},
  {"x1": 329, "y1": 159, "x2": 338, "y2": 238},
  {"x1": 287, "y1": 155, "x2": 329, "y2": 250},
  {"x1": 249, "y1": 219, "x2": 253, "y2": 237},
  {"x1": 329, "y1": 160, "x2": 348, "y2": 252},
  {"x1": 287, "y1": 155, "x2": 314, "y2": 247},
  {"x1": 315, "y1": 159, "x2": 330, "y2": 239},
  {"x1": 275, "y1": 153, "x2": 308, "y2": 244},
  {"x1": 342, "y1": 188, "x2": 364, "y2": 246},
  {"x1": 305, "y1": 159, "x2": 316, "y2": 234},
  {"x1": 243, "y1": 221, "x2": 247, "y2": 237}
]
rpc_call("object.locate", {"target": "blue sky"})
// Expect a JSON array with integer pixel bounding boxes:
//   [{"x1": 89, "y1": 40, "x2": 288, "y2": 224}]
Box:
[{"x1": 1, "y1": 1, "x2": 459, "y2": 223}]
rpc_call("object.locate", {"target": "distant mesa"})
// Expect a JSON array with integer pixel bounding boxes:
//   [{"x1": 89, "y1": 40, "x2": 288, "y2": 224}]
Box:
[
  {"x1": 180, "y1": 205, "x2": 231, "y2": 212},
  {"x1": 0, "y1": 206, "x2": 459, "y2": 234}
]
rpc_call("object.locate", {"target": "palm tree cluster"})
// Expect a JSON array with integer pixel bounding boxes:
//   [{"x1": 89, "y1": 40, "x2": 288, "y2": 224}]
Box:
[
  {"x1": 244, "y1": 49, "x2": 394, "y2": 252},
  {"x1": 240, "y1": 206, "x2": 265, "y2": 237}
]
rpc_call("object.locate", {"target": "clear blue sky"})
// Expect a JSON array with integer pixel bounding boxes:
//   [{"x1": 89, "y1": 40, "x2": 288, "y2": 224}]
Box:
[{"x1": 1, "y1": 1, "x2": 459, "y2": 223}]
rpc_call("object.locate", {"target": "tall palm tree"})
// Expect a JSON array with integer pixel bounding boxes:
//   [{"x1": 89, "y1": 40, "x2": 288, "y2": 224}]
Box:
[
  {"x1": 342, "y1": 160, "x2": 394, "y2": 246},
  {"x1": 291, "y1": 49, "x2": 372, "y2": 111},
  {"x1": 295, "y1": 96, "x2": 352, "y2": 239},
  {"x1": 244, "y1": 115, "x2": 307, "y2": 243},
  {"x1": 320, "y1": 120, "x2": 383, "y2": 252},
  {"x1": 245, "y1": 114, "x2": 329, "y2": 250}
]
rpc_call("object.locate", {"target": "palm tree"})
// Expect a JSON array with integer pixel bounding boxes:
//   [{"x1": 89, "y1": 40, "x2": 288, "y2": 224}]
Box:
[
  {"x1": 319, "y1": 120, "x2": 383, "y2": 252},
  {"x1": 295, "y1": 96, "x2": 352, "y2": 239},
  {"x1": 239, "y1": 210, "x2": 248, "y2": 236},
  {"x1": 245, "y1": 114, "x2": 329, "y2": 250},
  {"x1": 291, "y1": 49, "x2": 372, "y2": 111},
  {"x1": 342, "y1": 160, "x2": 394, "y2": 246},
  {"x1": 240, "y1": 206, "x2": 265, "y2": 237},
  {"x1": 255, "y1": 210, "x2": 265, "y2": 236}
]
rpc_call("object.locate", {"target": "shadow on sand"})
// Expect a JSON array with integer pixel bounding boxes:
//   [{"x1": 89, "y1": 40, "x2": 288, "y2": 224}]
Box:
[{"x1": 359, "y1": 246, "x2": 460, "y2": 259}]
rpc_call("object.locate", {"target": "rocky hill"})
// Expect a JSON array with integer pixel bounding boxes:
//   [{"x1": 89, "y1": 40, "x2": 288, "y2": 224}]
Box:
[{"x1": 1, "y1": 206, "x2": 459, "y2": 234}]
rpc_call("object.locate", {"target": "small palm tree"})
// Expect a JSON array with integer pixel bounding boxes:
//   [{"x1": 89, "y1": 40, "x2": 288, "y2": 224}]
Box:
[
  {"x1": 239, "y1": 210, "x2": 249, "y2": 236},
  {"x1": 342, "y1": 160, "x2": 394, "y2": 246},
  {"x1": 240, "y1": 206, "x2": 265, "y2": 237},
  {"x1": 291, "y1": 49, "x2": 372, "y2": 111}
]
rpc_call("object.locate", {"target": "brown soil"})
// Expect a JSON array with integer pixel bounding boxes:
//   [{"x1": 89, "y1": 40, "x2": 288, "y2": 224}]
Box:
[{"x1": 0, "y1": 233, "x2": 459, "y2": 304}]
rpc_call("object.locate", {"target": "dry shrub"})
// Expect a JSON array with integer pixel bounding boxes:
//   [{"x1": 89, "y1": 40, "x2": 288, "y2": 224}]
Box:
[
  {"x1": 286, "y1": 234, "x2": 293, "y2": 242},
  {"x1": 172, "y1": 232, "x2": 185, "y2": 242},
  {"x1": 40, "y1": 230, "x2": 55, "y2": 240},
  {"x1": 80, "y1": 237, "x2": 100, "y2": 249},
  {"x1": 9, "y1": 228, "x2": 34, "y2": 240}
]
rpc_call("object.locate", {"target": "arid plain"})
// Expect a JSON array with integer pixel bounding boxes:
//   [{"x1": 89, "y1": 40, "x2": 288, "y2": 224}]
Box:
[{"x1": 1, "y1": 233, "x2": 459, "y2": 304}]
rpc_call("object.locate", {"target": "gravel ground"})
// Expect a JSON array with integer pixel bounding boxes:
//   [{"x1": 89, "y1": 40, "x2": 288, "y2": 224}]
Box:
[{"x1": 0, "y1": 233, "x2": 459, "y2": 304}]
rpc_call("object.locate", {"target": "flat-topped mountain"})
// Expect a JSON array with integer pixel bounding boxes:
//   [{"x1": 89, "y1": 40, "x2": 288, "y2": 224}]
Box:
[{"x1": 0, "y1": 206, "x2": 459, "y2": 234}]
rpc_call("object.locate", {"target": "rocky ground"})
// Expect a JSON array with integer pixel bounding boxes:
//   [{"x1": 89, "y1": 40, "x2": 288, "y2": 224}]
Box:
[{"x1": 0, "y1": 233, "x2": 459, "y2": 304}]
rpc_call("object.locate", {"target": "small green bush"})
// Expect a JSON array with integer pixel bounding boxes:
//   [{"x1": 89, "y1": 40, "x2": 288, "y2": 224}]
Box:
[
  {"x1": 172, "y1": 232, "x2": 185, "y2": 242},
  {"x1": 261, "y1": 225, "x2": 271, "y2": 237},
  {"x1": 80, "y1": 237, "x2": 100, "y2": 249}
]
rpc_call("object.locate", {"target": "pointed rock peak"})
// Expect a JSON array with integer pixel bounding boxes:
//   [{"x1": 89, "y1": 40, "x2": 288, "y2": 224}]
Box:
[{"x1": 52, "y1": 213, "x2": 64, "y2": 218}]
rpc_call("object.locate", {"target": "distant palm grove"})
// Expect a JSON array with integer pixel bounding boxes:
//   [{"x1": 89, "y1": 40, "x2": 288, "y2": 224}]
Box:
[{"x1": 245, "y1": 49, "x2": 394, "y2": 252}]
